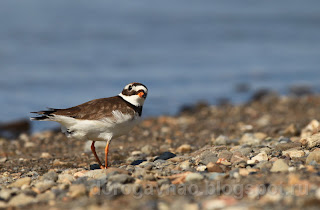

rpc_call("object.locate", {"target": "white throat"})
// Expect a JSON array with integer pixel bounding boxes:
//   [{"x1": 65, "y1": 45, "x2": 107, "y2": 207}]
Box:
[{"x1": 119, "y1": 93, "x2": 144, "y2": 107}]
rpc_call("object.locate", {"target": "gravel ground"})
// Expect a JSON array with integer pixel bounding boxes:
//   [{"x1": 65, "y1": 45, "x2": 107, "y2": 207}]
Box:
[{"x1": 1, "y1": 93, "x2": 320, "y2": 210}]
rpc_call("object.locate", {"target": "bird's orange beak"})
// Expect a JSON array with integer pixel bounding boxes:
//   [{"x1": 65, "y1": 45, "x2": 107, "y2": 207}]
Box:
[{"x1": 138, "y1": 92, "x2": 145, "y2": 98}]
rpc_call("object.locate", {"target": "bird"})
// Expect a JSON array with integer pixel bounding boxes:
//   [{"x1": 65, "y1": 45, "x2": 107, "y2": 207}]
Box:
[{"x1": 31, "y1": 82, "x2": 148, "y2": 169}]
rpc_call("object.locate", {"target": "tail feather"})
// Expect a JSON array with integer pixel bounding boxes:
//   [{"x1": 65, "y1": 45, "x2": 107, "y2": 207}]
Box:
[{"x1": 30, "y1": 108, "x2": 59, "y2": 121}]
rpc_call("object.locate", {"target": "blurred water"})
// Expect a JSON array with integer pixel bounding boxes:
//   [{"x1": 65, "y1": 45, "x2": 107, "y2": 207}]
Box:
[{"x1": 1, "y1": 0, "x2": 320, "y2": 131}]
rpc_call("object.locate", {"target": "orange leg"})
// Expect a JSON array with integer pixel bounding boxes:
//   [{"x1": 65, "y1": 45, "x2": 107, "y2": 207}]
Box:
[
  {"x1": 105, "y1": 140, "x2": 111, "y2": 169},
  {"x1": 91, "y1": 141, "x2": 105, "y2": 169}
]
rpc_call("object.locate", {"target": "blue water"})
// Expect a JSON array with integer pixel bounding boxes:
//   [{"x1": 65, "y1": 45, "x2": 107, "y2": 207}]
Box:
[{"x1": 1, "y1": 0, "x2": 320, "y2": 131}]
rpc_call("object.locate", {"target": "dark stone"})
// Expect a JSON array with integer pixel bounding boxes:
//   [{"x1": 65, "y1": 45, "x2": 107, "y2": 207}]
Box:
[
  {"x1": 90, "y1": 164, "x2": 101, "y2": 170},
  {"x1": 131, "y1": 159, "x2": 147, "y2": 165},
  {"x1": 154, "y1": 152, "x2": 176, "y2": 161}
]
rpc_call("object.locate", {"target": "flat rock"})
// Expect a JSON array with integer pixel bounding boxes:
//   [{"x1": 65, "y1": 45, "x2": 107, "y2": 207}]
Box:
[
  {"x1": 8, "y1": 193, "x2": 35, "y2": 207},
  {"x1": 154, "y1": 152, "x2": 176, "y2": 161},
  {"x1": 185, "y1": 173, "x2": 204, "y2": 182},
  {"x1": 108, "y1": 174, "x2": 134, "y2": 184},
  {"x1": 251, "y1": 152, "x2": 268, "y2": 162},
  {"x1": 8, "y1": 177, "x2": 31, "y2": 188},
  {"x1": 239, "y1": 133, "x2": 262, "y2": 145},
  {"x1": 68, "y1": 184, "x2": 87, "y2": 198},
  {"x1": 218, "y1": 150, "x2": 233, "y2": 161},
  {"x1": 176, "y1": 144, "x2": 191, "y2": 153},
  {"x1": 207, "y1": 162, "x2": 224, "y2": 173},
  {"x1": 270, "y1": 159, "x2": 289, "y2": 172},
  {"x1": 34, "y1": 180, "x2": 55, "y2": 193},
  {"x1": 43, "y1": 171, "x2": 58, "y2": 182},
  {"x1": 306, "y1": 151, "x2": 320, "y2": 164},
  {"x1": 196, "y1": 151, "x2": 219, "y2": 165},
  {"x1": 282, "y1": 149, "x2": 305, "y2": 158},
  {"x1": 275, "y1": 142, "x2": 301, "y2": 151}
]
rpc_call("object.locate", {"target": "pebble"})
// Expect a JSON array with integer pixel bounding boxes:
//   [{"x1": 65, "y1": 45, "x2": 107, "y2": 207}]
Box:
[
  {"x1": 239, "y1": 133, "x2": 262, "y2": 145},
  {"x1": 282, "y1": 149, "x2": 305, "y2": 158},
  {"x1": 52, "y1": 159, "x2": 69, "y2": 166},
  {"x1": 306, "y1": 151, "x2": 320, "y2": 164},
  {"x1": 300, "y1": 119, "x2": 320, "y2": 138},
  {"x1": 8, "y1": 177, "x2": 31, "y2": 188},
  {"x1": 196, "y1": 165, "x2": 207, "y2": 172},
  {"x1": 34, "y1": 180, "x2": 55, "y2": 193},
  {"x1": 108, "y1": 174, "x2": 135, "y2": 184},
  {"x1": 206, "y1": 162, "x2": 224, "y2": 173},
  {"x1": 300, "y1": 133, "x2": 320, "y2": 149},
  {"x1": 37, "y1": 191, "x2": 55, "y2": 202},
  {"x1": 185, "y1": 173, "x2": 204, "y2": 182},
  {"x1": 275, "y1": 142, "x2": 301, "y2": 151},
  {"x1": 197, "y1": 151, "x2": 219, "y2": 165},
  {"x1": 251, "y1": 152, "x2": 268, "y2": 162},
  {"x1": 43, "y1": 171, "x2": 59, "y2": 182},
  {"x1": 58, "y1": 174, "x2": 74, "y2": 184},
  {"x1": 270, "y1": 159, "x2": 289, "y2": 172},
  {"x1": 0, "y1": 189, "x2": 16, "y2": 201},
  {"x1": 154, "y1": 152, "x2": 176, "y2": 161},
  {"x1": 218, "y1": 150, "x2": 233, "y2": 161},
  {"x1": 141, "y1": 145, "x2": 153, "y2": 155},
  {"x1": 40, "y1": 152, "x2": 52, "y2": 158},
  {"x1": 176, "y1": 144, "x2": 191, "y2": 153},
  {"x1": 8, "y1": 193, "x2": 35, "y2": 207},
  {"x1": 68, "y1": 184, "x2": 87, "y2": 198},
  {"x1": 214, "y1": 135, "x2": 229, "y2": 145},
  {"x1": 179, "y1": 161, "x2": 192, "y2": 170}
]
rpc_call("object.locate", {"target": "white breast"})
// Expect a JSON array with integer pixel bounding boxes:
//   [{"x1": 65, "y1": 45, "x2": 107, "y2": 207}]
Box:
[{"x1": 56, "y1": 110, "x2": 140, "y2": 142}]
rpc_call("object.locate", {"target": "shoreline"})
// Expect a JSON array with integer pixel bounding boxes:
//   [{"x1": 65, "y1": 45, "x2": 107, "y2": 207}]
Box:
[{"x1": 1, "y1": 93, "x2": 320, "y2": 209}]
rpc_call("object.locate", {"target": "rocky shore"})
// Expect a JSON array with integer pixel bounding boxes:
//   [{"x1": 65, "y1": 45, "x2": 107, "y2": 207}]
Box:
[{"x1": 1, "y1": 93, "x2": 320, "y2": 209}]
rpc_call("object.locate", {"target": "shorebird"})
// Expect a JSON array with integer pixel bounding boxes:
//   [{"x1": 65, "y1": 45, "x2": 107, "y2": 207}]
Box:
[{"x1": 31, "y1": 82, "x2": 148, "y2": 169}]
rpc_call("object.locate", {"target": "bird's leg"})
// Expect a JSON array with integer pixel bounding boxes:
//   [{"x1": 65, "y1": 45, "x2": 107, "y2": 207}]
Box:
[
  {"x1": 105, "y1": 140, "x2": 111, "y2": 169},
  {"x1": 91, "y1": 141, "x2": 105, "y2": 169}
]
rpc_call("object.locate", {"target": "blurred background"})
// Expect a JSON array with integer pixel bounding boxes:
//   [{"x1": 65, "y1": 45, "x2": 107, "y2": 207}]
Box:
[{"x1": 1, "y1": 0, "x2": 320, "y2": 132}]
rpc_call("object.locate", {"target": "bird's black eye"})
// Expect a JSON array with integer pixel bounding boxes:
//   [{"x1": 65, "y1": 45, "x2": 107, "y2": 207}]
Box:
[{"x1": 128, "y1": 85, "x2": 132, "y2": 90}]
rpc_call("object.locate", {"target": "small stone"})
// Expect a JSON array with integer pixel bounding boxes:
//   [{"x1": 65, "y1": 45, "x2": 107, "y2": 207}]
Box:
[
  {"x1": 40, "y1": 152, "x2": 52, "y2": 158},
  {"x1": 300, "y1": 119, "x2": 320, "y2": 138},
  {"x1": 218, "y1": 150, "x2": 233, "y2": 161},
  {"x1": 68, "y1": 184, "x2": 87, "y2": 198},
  {"x1": 52, "y1": 159, "x2": 68, "y2": 166},
  {"x1": 176, "y1": 144, "x2": 191, "y2": 153},
  {"x1": 251, "y1": 152, "x2": 268, "y2": 162},
  {"x1": 300, "y1": 133, "x2": 320, "y2": 149},
  {"x1": 108, "y1": 174, "x2": 134, "y2": 184},
  {"x1": 179, "y1": 161, "x2": 191, "y2": 171},
  {"x1": 0, "y1": 157, "x2": 7, "y2": 163},
  {"x1": 8, "y1": 177, "x2": 31, "y2": 188},
  {"x1": 154, "y1": 152, "x2": 176, "y2": 161},
  {"x1": 8, "y1": 193, "x2": 35, "y2": 207},
  {"x1": 0, "y1": 189, "x2": 15, "y2": 201},
  {"x1": 306, "y1": 151, "x2": 320, "y2": 164},
  {"x1": 43, "y1": 171, "x2": 58, "y2": 182},
  {"x1": 275, "y1": 142, "x2": 301, "y2": 151},
  {"x1": 197, "y1": 151, "x2": 219, "y2": 165},
  {"x1": 283, "y1": 124, "x2": 298, "y2": 136},
  {"x1": 196, "y1": 165, "x2": 207, "y2": 172},
  {"x1": 58, "y1": 174, "x2": 74, "y2": 184},
  {"x1": 239, "y1": 133, "x2": 262, "y2": 145},
  {"x1": 254, "y1": 132, "x2": 267, "y2": 140},
  {"x1": 34, "y1": 180, "x2": 55, "y2": 193},
  {"x1": 185, "y1": 173, "x2": 204, "y2": 182},
  {"x1": 207, "y1": 162, "x2": 224, "y2": 173},
  {"x1": 270, "y1": 159, "x2": 289, "y2": 172},
  {"x1": 282, "y1": 149, "x2": 305, "y2": 158},
  {"x1": 214, "y1": 135, "x2": 229, "y2": 145},
  {"x1": 37, "y1": 191, "x2": 55, "y2": 202},
  {"x1": 90, "y1": 164, "x2": 101, "y2": 170},
  {"x1": 25, "y1": 142, "x2": 35, "y2": 148},
  {"x1": 131, "y1": 159, "x2": 147, "y2": 165},
  {"x1": 141, "y1": 145, "x2": 153, "y2": 155},
  {"x1": 78, "y1": 169, "x2": 108, "y2": 179}
]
